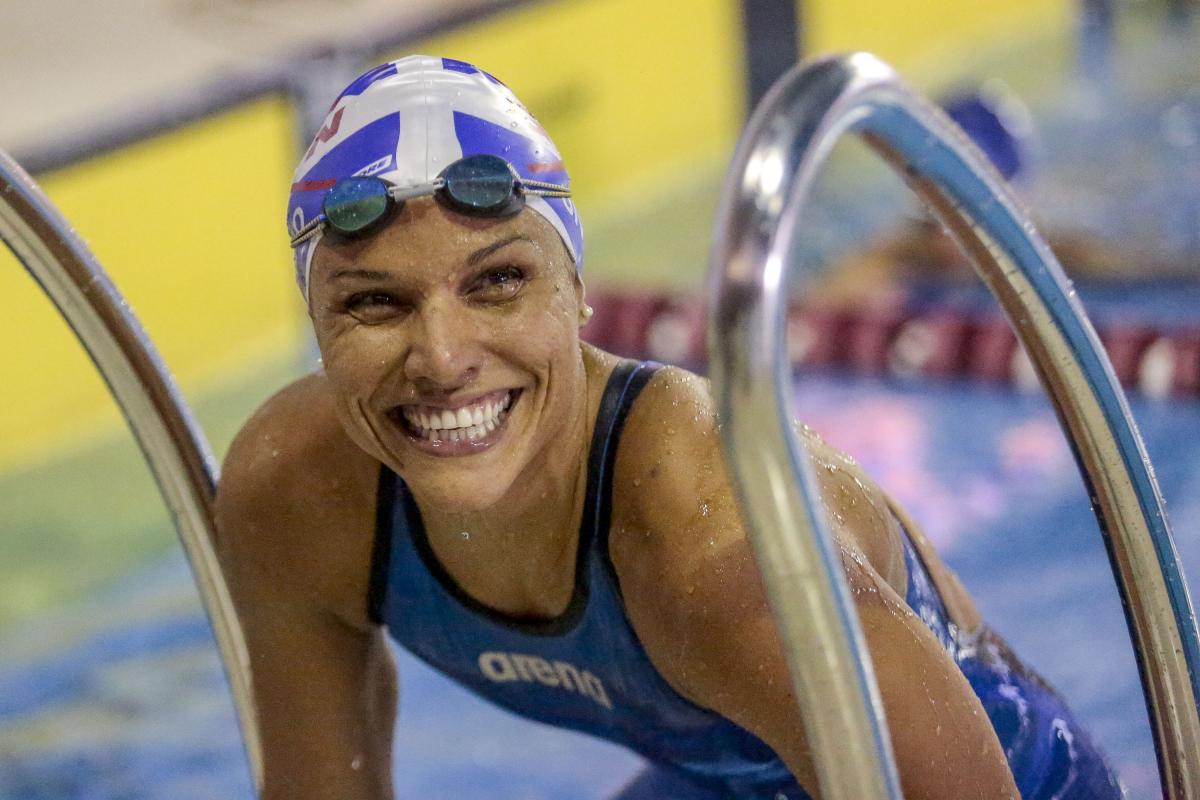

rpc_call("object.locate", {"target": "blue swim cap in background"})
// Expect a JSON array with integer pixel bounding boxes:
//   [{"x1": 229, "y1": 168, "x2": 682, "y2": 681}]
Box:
[
  {"x1": 941, "y1": 84, "x2": 1031, "y2": 182},
  {"x1": 288, "y1": 56, "x2": 583, "y2": 299}
]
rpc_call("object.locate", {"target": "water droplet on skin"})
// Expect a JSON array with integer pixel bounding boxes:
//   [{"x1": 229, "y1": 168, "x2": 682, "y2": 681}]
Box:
[
  {"x1": 460, "y1": 531, "x2": 471, "y2": 541},
  {"x1": 699, "y1": 501, "x2": 712, "y2": 517},
  {"x1": 351, "y1": 755, "x2": 363, "y2": 770},
  {"x1": 686, "y1": 585, "x2": 695, "y2": 595},
  {"x1": 632, "y1": 478, "x2": 641, "y2": 488}
]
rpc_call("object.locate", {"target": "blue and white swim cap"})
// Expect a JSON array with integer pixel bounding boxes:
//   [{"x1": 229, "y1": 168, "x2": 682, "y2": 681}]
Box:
[{"x1": 288, "y1": 56, "x2": 583, "y2": 299}]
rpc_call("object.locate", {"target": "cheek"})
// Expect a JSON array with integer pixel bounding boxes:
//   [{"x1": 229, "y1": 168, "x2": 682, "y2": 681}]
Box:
[
  {"x1": 507, "y1": 304, "x2": 580, "y2": 369},
  {"x1": 315, "y1": 325, "x2": 399, "y2": 392},
  {"x1": 513, "y1": 272, "x2": 582, "y2": 339},
  {"x1": 479, "y1": 281, "x2": 578, "y2": 353}
]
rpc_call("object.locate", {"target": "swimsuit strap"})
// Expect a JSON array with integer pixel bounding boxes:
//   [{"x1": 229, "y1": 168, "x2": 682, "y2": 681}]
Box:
[{"x1": 582, "y1": 360, "x2": 662, "y2": 561}]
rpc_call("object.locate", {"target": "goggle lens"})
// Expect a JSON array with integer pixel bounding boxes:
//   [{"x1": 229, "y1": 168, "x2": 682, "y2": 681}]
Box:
[
  {"x1": 323, "y1": 177, "x2": 391, "y2": 234},
  {"x1": 442, "y1": 154, "x2": 520, "y2": 213}
]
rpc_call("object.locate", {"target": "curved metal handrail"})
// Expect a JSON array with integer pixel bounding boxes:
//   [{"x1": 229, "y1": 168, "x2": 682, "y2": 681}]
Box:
[
  {"x1": 709, "y1": 52, "x2": 1200, "y2": 799},
  {"x1": 0, "y1": 149, "x2": 264, "y2": 791}
]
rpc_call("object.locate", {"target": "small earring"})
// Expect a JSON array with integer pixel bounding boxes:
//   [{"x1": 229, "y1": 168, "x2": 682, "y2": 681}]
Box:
[{"x1": 581, "y1": 305, "x2": 594, "y2": 321}]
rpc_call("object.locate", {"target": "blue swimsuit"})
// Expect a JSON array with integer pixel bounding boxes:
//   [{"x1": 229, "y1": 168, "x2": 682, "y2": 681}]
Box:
[{"x1": 369, "y1": 360, "x2": 1124, "y2": 799}]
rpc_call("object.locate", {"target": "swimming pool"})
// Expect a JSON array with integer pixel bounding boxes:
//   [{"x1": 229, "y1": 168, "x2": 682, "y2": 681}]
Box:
[{"x1": 1, "y1": 362, "x2": 1195, "y2": 799}]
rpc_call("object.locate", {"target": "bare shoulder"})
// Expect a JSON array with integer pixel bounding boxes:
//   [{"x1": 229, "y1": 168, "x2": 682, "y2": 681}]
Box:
[
  {"x1": 609, "y1": 366, "x2": 743, "y2": 604},
  {"x1": 606, "y1": 366, "x2": 754, "y2": 702},
  {"x1": 610, "y1": 364, "x2": 981, "y2": 633},
  {"x1": 609, "y1": 365, "x2": 905, "y2": 592},
  {"x1": 611, "y1": 365, "x2": 720, "y2": 530},
  {"x1": 215, "y1": 372, "x2": 381, "y2": 630}
]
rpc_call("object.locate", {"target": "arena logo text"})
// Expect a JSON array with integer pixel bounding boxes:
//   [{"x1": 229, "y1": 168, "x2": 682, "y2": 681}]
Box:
[{"x1": 477, "y1": 651, "x2": 612, "y2": 709}]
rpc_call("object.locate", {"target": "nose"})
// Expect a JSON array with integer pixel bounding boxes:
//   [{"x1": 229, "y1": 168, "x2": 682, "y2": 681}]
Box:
[{"x1": 403, "y1": 299, "x2": 482, "y2": 392}]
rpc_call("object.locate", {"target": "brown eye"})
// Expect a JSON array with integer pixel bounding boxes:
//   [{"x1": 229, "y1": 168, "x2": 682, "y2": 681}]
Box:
[
  {"x1": 469, "y1": 266, "x2": 526, "y2": 303},
  {"x1": 343, "y1": 291, "x2": 407, "y2": 323}
]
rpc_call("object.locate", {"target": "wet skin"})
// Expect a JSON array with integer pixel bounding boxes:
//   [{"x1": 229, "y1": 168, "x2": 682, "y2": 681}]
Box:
[{"x1": 215, "y1": 199, "x2": 1019, "y2": 799}]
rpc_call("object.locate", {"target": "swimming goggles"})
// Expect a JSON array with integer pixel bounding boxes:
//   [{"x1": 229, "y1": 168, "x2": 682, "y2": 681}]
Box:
[{"x1": 289, "y1": 154, "x2": 571, "y2": 247}]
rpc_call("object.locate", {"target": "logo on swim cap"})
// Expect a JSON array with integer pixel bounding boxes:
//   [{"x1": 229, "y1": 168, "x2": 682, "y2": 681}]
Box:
[{"x1": 287, "y1": 56, "x2": 583, "y2": 299}]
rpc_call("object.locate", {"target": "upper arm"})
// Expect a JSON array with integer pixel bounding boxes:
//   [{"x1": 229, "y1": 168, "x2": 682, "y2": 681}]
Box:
[
  {"x1": 215, "y1": 376, "x2": 397, "y2": 799},
  {"x1": 609, "y1": 368, "x2": 1016, "y2": 799}
]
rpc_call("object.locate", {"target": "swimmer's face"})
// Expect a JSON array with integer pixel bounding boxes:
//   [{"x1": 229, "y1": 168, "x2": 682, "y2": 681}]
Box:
[{"x1": 308, "y1": 199, "x2": 587, "y2": 512}]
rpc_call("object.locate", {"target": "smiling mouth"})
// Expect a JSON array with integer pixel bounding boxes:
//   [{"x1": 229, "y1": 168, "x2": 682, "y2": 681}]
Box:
[{"x1": 389, "y1": 389, "x2": 519, "y2": 446}]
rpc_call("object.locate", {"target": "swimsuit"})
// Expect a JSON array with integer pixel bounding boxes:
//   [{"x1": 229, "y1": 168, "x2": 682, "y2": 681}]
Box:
[{"x1": 369, "y1": 360, "x2": 1124, "y2": 799}]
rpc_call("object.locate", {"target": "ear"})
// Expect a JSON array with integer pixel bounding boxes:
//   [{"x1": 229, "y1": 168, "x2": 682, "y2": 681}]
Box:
[{"x1": 572, "y1": 271, "x2": 593, "y2": 327}]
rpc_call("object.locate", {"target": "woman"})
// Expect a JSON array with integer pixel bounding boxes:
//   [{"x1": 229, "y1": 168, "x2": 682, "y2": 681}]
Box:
[{"x1": 215, "y1": 56, "x2": 1124, "y2": 799}]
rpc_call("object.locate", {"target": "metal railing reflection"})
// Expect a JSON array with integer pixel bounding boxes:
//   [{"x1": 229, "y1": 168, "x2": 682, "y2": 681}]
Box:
[
  {"x1": 708, "y1": 52, "x2": 1200, "y2": 800},
  {"x1": 0, "y1": 149, "x2": 264, "y2": 792}
]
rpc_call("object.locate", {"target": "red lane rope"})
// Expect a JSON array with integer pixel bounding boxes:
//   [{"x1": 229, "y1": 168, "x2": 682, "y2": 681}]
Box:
[{"x1": 582, "y1": 288, "x2": 1200, "y2": 401}]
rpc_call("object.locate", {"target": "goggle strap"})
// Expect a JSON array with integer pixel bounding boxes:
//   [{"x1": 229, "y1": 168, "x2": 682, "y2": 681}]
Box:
[
  {"x1": 289, "y1": 215, "x2": 326, "y2": 247},
  {"x1": 521, "y1": 178, "x2": 571, "y2": 193}
]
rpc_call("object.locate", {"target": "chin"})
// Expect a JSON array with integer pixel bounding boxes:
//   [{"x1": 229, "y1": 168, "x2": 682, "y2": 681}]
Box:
[{"x1": 405, "y1": 470, "x2": 514, "y2": 513}]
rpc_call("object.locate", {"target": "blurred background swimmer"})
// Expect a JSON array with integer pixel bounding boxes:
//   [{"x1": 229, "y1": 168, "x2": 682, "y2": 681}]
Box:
[
  {"x1": 1, "y1": 1, "x2": 1198, "y2": 799},
  {"x1": 813, "y1": 81, "x2": 1181, "y2": 308}
]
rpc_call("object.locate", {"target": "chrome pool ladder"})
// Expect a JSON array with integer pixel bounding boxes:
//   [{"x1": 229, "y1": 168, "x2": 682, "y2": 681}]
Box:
[
  {"x1": 0, "y1": 149, "x2": 264, "y2": 792},
  {"x1": 709, "y1": 52, "x2": 1200, "y2": 800}
]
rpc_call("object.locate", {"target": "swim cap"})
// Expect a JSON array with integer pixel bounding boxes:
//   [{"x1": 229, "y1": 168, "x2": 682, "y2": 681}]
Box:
[{"x1": 287, "y1": 56, "x2": 583, "y2": 299}]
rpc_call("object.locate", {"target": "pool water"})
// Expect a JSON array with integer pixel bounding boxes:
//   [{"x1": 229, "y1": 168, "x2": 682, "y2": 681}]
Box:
[{"x1": 1, "y1": 370, "x2": 1196, "y2": 799}]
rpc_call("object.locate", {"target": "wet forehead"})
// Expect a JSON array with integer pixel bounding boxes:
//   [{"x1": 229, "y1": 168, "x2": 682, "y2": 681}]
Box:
[{"x1": 311, "y1": 198, "x2": 566, "y2": 287}]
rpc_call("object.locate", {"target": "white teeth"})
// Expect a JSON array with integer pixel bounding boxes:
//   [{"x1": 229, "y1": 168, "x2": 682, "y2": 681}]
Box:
[{"x1": 401, "y1": 390, "x2": 515, "y2": 441}]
